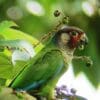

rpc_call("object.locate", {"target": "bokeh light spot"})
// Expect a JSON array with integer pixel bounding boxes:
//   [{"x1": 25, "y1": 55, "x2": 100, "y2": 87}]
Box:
[
  {"x1": 26, "y1": 1, "x2": 45, "y2": 16},
  {"x1": 82, "y1": 1, "x2": 94, "y2": 17},
  {"x1": 6, "y1": 6, "x2": 23, "y2": 20}
]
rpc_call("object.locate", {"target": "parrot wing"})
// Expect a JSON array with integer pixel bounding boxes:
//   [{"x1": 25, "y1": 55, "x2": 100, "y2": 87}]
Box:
[{"x1": 10, "y1": 49, "x2": 64, "y2": 91}]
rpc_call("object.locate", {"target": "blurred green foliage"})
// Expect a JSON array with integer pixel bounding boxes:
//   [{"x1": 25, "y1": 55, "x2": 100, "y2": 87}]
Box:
[
  {"x1": 0, "y1": 86, "x2": 36, "y2": 100},
  {"x1": 0, "y1": 0, "x2": 100, "y2": 88},
  {"x1": 0, "y1": 21, "x2": 44, "y2": 86}
]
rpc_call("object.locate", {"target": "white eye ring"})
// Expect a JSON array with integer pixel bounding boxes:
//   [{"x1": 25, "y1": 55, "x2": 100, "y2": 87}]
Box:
[{"x1": 61, "y1": 33, "x2": 70, "y2": 44}]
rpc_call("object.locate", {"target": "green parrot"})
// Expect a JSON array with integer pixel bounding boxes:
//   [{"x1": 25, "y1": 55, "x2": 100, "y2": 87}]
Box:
[{"x1": 9, "y1": 26, "x2": 88, "y2": 99}]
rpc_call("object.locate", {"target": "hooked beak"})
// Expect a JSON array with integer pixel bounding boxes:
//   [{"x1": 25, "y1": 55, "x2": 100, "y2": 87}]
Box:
[{"x1": 78, "y1": 34, "x2": 88, "y2": 50}]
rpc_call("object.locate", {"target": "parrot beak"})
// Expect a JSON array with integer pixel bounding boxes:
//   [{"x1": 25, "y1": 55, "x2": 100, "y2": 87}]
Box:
[{"x1": 78, "y1": 34, "x2": 88, "y2": 50}]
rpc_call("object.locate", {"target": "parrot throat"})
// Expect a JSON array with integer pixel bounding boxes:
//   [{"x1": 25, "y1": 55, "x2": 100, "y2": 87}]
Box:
[
  {"x1": 57, "y1": 41, "x2": 74, "y2": 65},
  {"x1": 47, "y1": 38, "x2": 75, "y2": 65}
]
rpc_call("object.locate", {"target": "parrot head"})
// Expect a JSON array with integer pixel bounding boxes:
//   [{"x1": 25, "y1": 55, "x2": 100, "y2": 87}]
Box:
[{"x1": 55, "y1": 26, "x2": 88, "y2": 51}]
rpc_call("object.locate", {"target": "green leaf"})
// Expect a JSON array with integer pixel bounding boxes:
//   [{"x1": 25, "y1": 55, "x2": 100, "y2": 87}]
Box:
[
  {"x1": 0, "y1": 21, "x2": 44, "y2": 84},
  {"x1": 0, "y1": 53, "x2": 13, "y2": 79},
  {"x1": 0, "y1": 39, "x2": 35, "y2": 57},
  {"x1": 0, "y1": 35, "x2": 5, "y2": 52},
  {"x1": 12, "y1": 50, "x2": 32, "y2": 65},
  {"x1": 0, "y1": 78, "x2": 6, "y2": 86},
  {"x1": 0, "y1": 52, "x2": 29, "y2": 82},
  {"x1": 0, "y1": 25, "x2": 44, "y2": 53},
  {"x1": 0, "y1": 21, "x2": 18, "y2": 33}
]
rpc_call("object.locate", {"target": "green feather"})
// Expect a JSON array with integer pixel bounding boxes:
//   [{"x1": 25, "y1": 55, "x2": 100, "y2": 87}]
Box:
[
  {"x1": 9, "y1": 38, "x2": 69, "y2": 99},
  {"x1": 10, "y1": 42, "x2": 64, "y2": 88}
]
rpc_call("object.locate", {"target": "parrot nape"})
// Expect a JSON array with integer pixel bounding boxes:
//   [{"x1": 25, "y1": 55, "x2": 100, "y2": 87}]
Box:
[{"x1": 9, "y1": 26, "x2": 88, "y2": 99}]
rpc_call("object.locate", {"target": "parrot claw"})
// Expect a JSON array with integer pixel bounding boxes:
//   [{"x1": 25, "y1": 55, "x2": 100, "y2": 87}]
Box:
[{"x1": 73, "y1": 56, "x2": 93, "y2": 67}]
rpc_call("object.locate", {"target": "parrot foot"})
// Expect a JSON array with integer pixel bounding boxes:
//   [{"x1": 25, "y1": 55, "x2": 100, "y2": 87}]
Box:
[{"x1": 73, "y1": 56, "x2": 93, "y2": 67}]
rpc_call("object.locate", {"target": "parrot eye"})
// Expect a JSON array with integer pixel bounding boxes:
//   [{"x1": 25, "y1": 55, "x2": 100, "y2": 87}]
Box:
[{"x1": 71, "y1": 31, "x2": 78, "y2": 36}]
